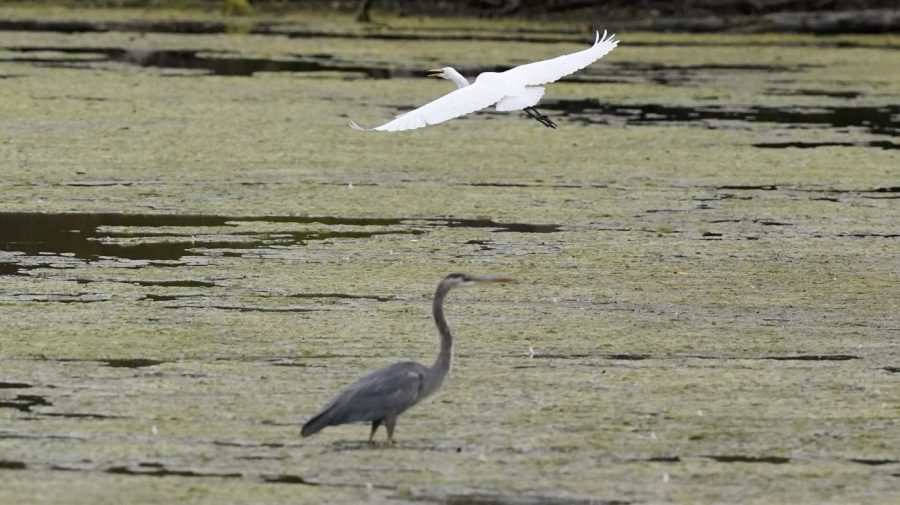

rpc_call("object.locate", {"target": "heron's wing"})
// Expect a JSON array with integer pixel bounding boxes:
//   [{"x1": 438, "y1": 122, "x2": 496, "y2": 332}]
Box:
[
  {"x1": 303, "y1": 362, "x2": 428, "y2": 433},
  {"x1": 504, "y1": 30, "x2": 618, "y2": 86},
  {"x1": 355, "y1": 82, "x2": 505, "y2": 132}
]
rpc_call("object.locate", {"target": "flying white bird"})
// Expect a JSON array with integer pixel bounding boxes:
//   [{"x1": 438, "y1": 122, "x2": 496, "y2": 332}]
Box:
[{"x1": 349, "y1": 30, "x2": 618, "y2": 132}]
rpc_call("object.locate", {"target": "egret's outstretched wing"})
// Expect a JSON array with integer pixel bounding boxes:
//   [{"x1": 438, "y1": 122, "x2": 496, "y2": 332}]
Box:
[
  {"x1": 504, "y1": 30, "x2": 618, "y2": 86},
  {"x1": 351, "y1": 81, "x2": 505, "y2": 132}
]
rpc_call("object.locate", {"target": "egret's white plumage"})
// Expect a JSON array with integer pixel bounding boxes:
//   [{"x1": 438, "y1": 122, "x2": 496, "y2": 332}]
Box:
[{"x1": 350, "y1": 30, "x2": 618, "y2": 132}]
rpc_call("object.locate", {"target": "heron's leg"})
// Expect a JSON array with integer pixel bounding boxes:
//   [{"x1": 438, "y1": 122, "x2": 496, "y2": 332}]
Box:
[
  {"x1": 526, "y1": 106, "x2": 558, "y2": 129},
  {"x1": 384, "y1": 416, "x2": 397, "y2": 445},
  {"x1": 368, "y1": 420, "x2": 382, "y2": 444}
]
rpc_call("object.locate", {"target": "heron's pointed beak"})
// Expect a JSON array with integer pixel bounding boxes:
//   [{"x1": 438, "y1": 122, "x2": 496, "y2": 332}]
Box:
[{"x1": 427, "y1": 68, "x2": 444, "y2": 78}]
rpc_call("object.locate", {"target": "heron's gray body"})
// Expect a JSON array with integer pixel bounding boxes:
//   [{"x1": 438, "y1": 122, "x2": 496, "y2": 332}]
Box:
[
  {"x1": 301, "y1": 361, "x2": 435, "y2": 437},
  {"x1": 300, "y1": 273, "x2": 508, "y2": 443}
]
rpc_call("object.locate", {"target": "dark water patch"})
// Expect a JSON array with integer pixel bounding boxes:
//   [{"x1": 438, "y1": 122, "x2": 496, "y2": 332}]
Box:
[
  {"x1": 106, "y1": 464, "x2": 242, "y2": 479},
  {"x1": 531, "y1": 353, "x2": 649, "y2": 361},
  {"x1": 0, "y1": 262, "x2": 23, "y2": 275},
  {"x1": 3, "y1": 293, "x2": 110, "y2": 303},
  {"x1": 456, "y1": 181, "x2": 604, "y2": 189},
  {"x1": 236, "y1": 454, "x2": 289, "y2": 461},
  {"x1": 131, "y1": 279, "x2": 219, "y2": 287},
  {"x1": 212, "y1": 440, "x2": 285, "y2": 448},
  {"x1": 0, "y1": 430, "x2": 85, "y2": 441},
  {"x1": 102, "y1": 358, "x2": 165, "y2": 368},
  {"x1": 283, "y1": 292, "x2": 393, "y2": 302},
  {"x1": 261, "y1": 474, "x2": 319, "y2": 485},
  {"x1": 851, "y1": 458, "x2": 898, "y2": 466},
  {"x1": 608, "y1": 354, "x2": 650, "y2": 360},
  {"x1": 766, "y1": 87, "x2": 862, "y2": 99},
  {"x1": 442, "y1": 218, "x2": 560, "y2": 234},
  {"x1": 646, "y1": 455, "x2": 681, "y2": 462},
  {"x1": 540, "y1": 99, "x2": 899, "y2": 137},
  {"x1": 0, "y1": 19, "x2": 229, "y2": 35},
  {"x1": 717, "y1": 184, "x2": 778, "y2": 191},
  {"x1": 0, "y1": 381, "x2": 33, "y2": 389},
  {"x1": 173, "y1": 305, "x2": 316, "y2": 313},
  {"x1": 705, "y1": 455, "x2": 791, "y2": 464},
  {"x1": 42, "y1": 412, "x2": 120, "y2": 419},
  {"x1": 833, "y1": 233, "x2": 900, "y2": 239},
  {"x1": 0, "y1": 212, "x2": 558, "y2": 264},
  {"x1": 3, "y1": 45, "x2": 423, "y2": 79},
  {"x1": 468, "y1": 182, "x2": 531, "y2": 188},
  {"x1": 755, "y1": 220, "x2": 791, "y2": 226},
  {"x1": 762, "y1": 354, "x2": 860, "y2": 361},
  {"x1": 2, "y1": 18, "x2": 899, "y2": 45},
  {"x1": 0, "y1": 394, "x2": 51, "y2": 412},
  {"x1": 609, "y1": 61, "x2": 814, "y2": 86},
  {"x1": 118, "y1": 49, "x2": 400, "y2": 78},
  {"x1": 0, "y1": 460, "x2": 27, "y2": 470},
  {"x1": 884, "y1": 367, "x2": 900, "y2": 373},
  {"x1": 140, "y1": 294, "x2": 200, "y2": 302},
  {"x1": 754, "y1": 140, "x2": 899, "y2": 150},
  {"x1": 0, "y1": 20, "x2": 574, "y2": 44}
]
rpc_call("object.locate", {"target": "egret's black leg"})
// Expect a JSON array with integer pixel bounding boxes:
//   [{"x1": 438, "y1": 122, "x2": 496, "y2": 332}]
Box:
[
  {"x1": 368, "y1": 419, "x2": 382, "y2": 443},
  {"x1": 384, "y1": 416, "x2": 397, "y2": 445},
  {"x1": 524, "y1": 106, "x2": 557, "y2": 129}
]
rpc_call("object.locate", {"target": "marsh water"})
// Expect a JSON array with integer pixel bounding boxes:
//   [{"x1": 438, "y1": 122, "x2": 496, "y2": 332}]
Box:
[{"x1": 1, "y1": 8, "x2": 898, "y2": 504}]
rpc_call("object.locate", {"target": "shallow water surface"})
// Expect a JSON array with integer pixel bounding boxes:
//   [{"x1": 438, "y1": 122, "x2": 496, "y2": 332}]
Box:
[{"x1": 1, "y1": 10, "x2": 899, "y2": 505}]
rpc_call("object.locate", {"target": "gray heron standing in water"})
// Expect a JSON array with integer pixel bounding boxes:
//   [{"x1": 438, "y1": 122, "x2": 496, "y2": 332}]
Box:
[{"x1": 301, "y1": 273, "x2": 513, "y2": 444}]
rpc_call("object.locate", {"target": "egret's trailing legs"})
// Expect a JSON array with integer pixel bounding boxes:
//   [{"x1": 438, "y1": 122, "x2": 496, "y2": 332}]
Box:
[{"x1": 524, "y1": 106, "x2": 557, "y2": 128}]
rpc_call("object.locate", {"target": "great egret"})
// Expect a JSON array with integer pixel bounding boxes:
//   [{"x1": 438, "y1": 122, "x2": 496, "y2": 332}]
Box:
[
  {"x1": 349, "y1": 30, "x2": 618, "y2": 132},
  {"x1": 301, "y1": 273, "x2": 513, "y2": 444}
]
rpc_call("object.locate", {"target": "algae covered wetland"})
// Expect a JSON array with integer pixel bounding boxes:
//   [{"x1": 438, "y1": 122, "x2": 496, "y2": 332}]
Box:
[{"x1": 1, "y1": 6, "x2": 899, "y2": 504}]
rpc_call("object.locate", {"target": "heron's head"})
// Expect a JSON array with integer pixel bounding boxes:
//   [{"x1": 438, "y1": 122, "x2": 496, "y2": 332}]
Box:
[{"x1": 442, "y1": 272, "x2": 515, "y2": 288}]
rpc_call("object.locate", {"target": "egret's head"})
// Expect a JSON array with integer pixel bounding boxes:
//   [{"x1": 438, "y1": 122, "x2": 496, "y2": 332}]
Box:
[
  {"x1": 442, "y1": 272, "x2": 515, "y2": 289},
  {"x1": 428, "y1": 67, "x2": 451, "y2": 80}
]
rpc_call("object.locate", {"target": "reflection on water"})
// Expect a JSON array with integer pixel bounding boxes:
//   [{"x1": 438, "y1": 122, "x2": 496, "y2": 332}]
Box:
[
  {"x1": 0, "y1": 212, "x2": 560, "y2": 265},
  {"x1": 540, "y1": 99, "x2": 899, "y2": 138}
]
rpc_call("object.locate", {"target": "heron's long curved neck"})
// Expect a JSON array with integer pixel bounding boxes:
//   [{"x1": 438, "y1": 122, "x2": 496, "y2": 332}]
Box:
[
  {"x1": 431, "y1": 281, "x2": 454, "y2": 379},
  {"x1": 444, "y1": 68, "x2": 470, "y2": 89}
]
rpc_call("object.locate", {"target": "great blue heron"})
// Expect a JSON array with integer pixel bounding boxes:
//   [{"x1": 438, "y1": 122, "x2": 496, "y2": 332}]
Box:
[{"x1": 301, "y1": 273, "x2": 513, "y2": 444}]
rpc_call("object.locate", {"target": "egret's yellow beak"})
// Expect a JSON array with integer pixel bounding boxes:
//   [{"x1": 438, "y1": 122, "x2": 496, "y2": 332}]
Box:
[{"x1": 427, "y1": 68, "x2": 444, "y2": 78}]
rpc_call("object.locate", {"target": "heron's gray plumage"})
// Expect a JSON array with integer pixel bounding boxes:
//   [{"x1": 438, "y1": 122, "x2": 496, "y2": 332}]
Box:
[
  {"x1": 300, "y1": 273, "x2": 512, "y2": 443},
  {"x1": 300, "y1": 361, "x2": 427, "y2": 437}
]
